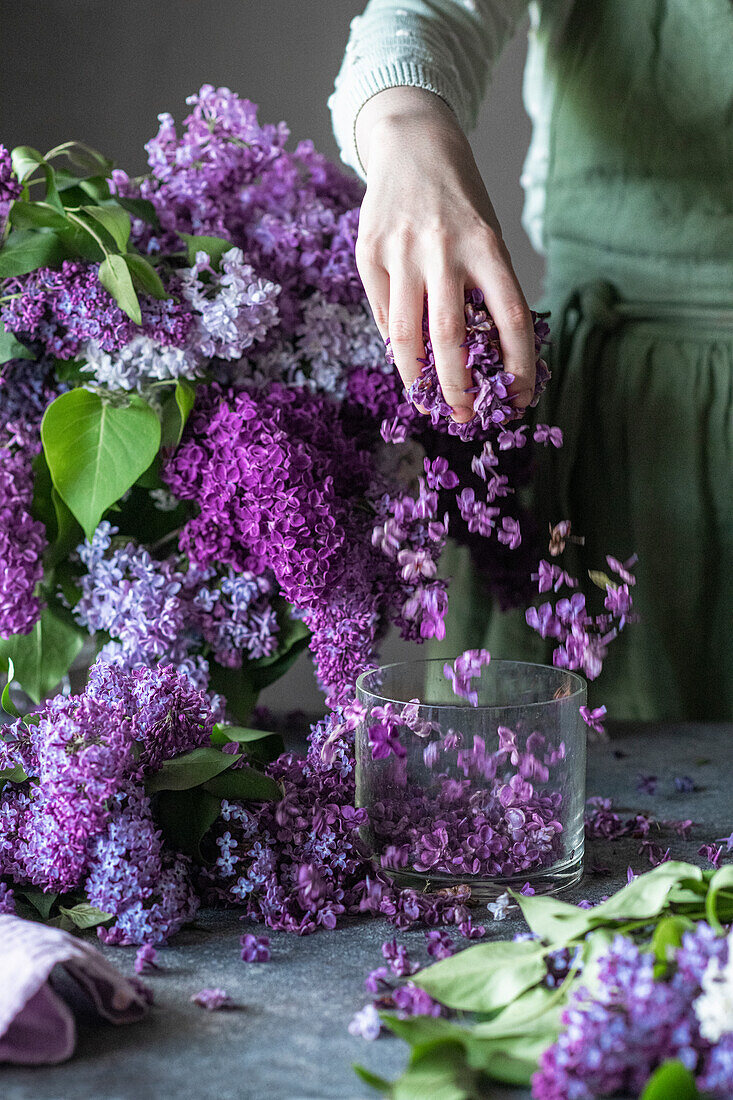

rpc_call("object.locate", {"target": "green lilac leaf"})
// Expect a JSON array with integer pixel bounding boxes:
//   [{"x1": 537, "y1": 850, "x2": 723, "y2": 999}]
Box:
[
  {"x1": 705, "y1": 864, "x2": 733, "y2": 935},
  {"x1": 202, "y1": 765, "x2": 281, "y2": 803},
  {"x1": 651, "y1": 915, "x2": 695, "y2": 978},
  {"x1": 144, "y1": 746, "x2": 238, "y2": 794},
  {"x1": 160, "y1": 378, "x2": 196, "y2": 450},
  {"x1": 58, "y1": 903, "x2": 113, "y2": 930},
  {"x1": 207, "y1": 663, "x2": 259, "y2": 724},
  {"x1": 352, "y1": 1065, "x2": 392, "y2": 1093},
  {"x1": 57, "y1": 142, "x2": 113, "y2": 177},
  {"x1": 392, "y1": 1039, "x2": 484, "y2": 1100},
  {"x1": 124, "y1": 253, "x2": 168, "y2": 300},
  {"x1": 0, "y1": 324, "x2": 34, "y2": 364},
  {"x1": 0, "y1": 605, "x2": 85, "y2": 704},
  {"x1": 414, "y1": 939, "x2": 547, "y2": 1013},
  {"x1": 15, "y1": 887, "x2": 58, "y2": 920},
  {"x1": 41, "y1": 388, "x2": 161, "y2": 539},
  {"x1": 0, "y1": 764, "x2": 28, "y2": 785},
  {"x1": 98, "y1": 253, "x2": 141, "y2": 324},
  {"x1": 1, "y1": 657, "x2": 21, "y2": 719},
  {"x1": 155, "y1": 788, "x2": 222, "y2": 859},
  {"x1": 181, "y1": 233, "x2": 232, "y2": 269},
  {"x1": 585, "y1": 862, "x2": 702, "y2": 925},
  {"x1": 81, "y1": 205, "x2": 131, "y2": 252},
  {"x1": 116, "y1": 196, "x2": 162, "y2": 232},
  {"x1": 513, "y1": 890, "x2": 592, "y2": 945},
  {"x1": 0, "y1": 229, "x2": 70, "y2": 277},
  {"x1": 10, "y1": 147, "x2": 63, "y2": 212},
  {"x1": 210, "y1": 724, "x2": 284, "y2": 763},
  {"x1": 8, "y1": 201, "x2": 68, "y2": 231},
  {"x1": 640, "y1": 1059, "x2": 700, "y2": 1100}
]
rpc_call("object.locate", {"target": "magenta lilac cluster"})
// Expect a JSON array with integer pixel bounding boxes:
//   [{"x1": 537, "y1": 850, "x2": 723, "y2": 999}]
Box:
[
  {"x1": 532, "y1": 924, "x2": 733, "y2": 1099},
  {"x1": 0, "y1": 662, "x2": 215, "y2": 943}
]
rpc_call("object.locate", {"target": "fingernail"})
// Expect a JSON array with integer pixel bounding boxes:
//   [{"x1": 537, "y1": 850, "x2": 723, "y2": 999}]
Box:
[{"x1": 449, "y1": 406, "x2": 474, "y2": 424}]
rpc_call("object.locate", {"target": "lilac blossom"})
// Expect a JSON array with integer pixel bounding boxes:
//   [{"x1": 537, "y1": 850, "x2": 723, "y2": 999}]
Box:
[
  {"x1": 579, "y1": 705, "x2": 607, "y2": 738},
  {"x1": 443, "y1": 648, "x2": 491, "y2": 707},
  {"x1": 191, "y1": 988, "x2": 232, "y2": 1011},
  {"x1": 348, "y1": 1003, "x2": 382, "y2": 1040},
  {"x1": 240, "y1": 933, "x2": 271, "y2": 962},
  {"x1": 134, "y1": 945, "x2": 159, "y2": 974}
]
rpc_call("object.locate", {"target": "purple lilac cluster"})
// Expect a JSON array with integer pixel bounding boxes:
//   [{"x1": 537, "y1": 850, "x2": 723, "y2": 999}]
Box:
[
  {"x1": 164, "y1": 383, "x2": 453, "y2": 703},
  {"x1": 532, "y1": 924, "x2": 733, "y2": 1099},
  {"x1": 0, "y1": 144, "x2": 21, "y2": 230},
  {"x1": 1, "y1": 261, "x2": 189, "y2": 362},
  {"x1": 384, "y1": 290, "x2": 550, "y2": 443},
  {"x1": 0, "y1": 447, "x2": 46, "y2": 637},
  {"x1": 350, "y1": 931, "x2": 470, "y2": 1041},
  {"x1": 527, "y1": 551, "x2": 638, "y2": 681},
  {"x1": 0, "y1": 662, "x2": 214, "y2": 943},
  {"x1": 366, "y1": 720, "x2": 565, "y2": 881}
]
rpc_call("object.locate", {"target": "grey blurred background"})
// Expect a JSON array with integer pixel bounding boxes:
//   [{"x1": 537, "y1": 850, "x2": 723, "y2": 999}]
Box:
[{"x1": 1, "y1": 0, "x2": 543, "y2": 714}]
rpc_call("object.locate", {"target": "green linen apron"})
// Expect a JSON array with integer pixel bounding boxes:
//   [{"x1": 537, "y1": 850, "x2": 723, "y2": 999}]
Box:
[{"x1": 431, "y1": 0, "x2": 733, "y2": 720}]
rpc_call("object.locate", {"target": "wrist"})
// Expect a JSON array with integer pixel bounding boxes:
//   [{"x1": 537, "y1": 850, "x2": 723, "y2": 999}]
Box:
[{"x1": 355, "y1": 86, "x2": 459, "y2": 171}]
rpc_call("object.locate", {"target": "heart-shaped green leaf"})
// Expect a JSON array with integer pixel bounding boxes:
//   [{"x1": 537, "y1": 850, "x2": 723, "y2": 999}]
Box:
[
  {"x1": 0, "y1": 229, "x2": 69, "y2": 277},
  {"x1": 640, "y1": 1060, "x2": 700, "y2": 1100},
  {"x1": 41, "y1": 389, "x2": 161, "y2": 539}
]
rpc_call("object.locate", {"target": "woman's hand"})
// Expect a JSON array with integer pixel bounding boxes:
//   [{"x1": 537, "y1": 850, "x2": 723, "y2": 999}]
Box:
[{"x1": 355, "y1": 86, "x2": 536, "y2": 423}]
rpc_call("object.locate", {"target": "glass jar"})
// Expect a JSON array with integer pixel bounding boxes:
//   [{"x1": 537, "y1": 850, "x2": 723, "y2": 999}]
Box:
[{"x1": 356, "y1": 658, "x2": 586, "y2": 902}]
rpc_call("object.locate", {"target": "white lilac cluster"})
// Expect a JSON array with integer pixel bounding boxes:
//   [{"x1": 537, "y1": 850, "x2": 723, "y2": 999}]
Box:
[
  {"x1": 694, "y1": 926, "x2": 733, "y2": 1043},
  {"x1": 81, "y1": 335, "x2": 200, "y2": 392},
  {"x1": 81, "y1": 246, "x2": 281, "y2": 393},
  {"x1": 179, "y1": 247, "x2": 280, "y2": 361}
]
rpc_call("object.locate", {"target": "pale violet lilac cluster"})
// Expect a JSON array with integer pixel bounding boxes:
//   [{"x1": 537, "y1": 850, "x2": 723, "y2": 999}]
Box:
[
  {"x1": 0, "y1": 663, "x2": 214, "y2": 943},
  {"x1": 73, "y1": 521, "x2": 278, "y2": 705},
  {"x1": 532, "y1": 924, "x2": 733, "y2": 1099}
]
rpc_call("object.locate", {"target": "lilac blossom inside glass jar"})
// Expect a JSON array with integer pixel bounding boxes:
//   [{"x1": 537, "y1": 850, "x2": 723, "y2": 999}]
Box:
[{"x1": 355, "y1": 659, "x2": 586, "y2": 902}]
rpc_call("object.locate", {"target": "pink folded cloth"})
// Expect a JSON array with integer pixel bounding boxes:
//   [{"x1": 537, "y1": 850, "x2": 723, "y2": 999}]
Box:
[{"x1": 0, "y1": 914, "x2": 150, "y2": 1065}]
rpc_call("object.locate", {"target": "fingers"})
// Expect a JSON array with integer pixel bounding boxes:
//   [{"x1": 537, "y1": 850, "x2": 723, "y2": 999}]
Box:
[
  {"x1": 470, "y1": 244, "x2": 536, "y2": 413},
  {"x1": 387, "y1": 268, "x2": 427, "y2": 395},
  {"x1": 425, "y1": 270, "x2": 472, "y2": 423}
]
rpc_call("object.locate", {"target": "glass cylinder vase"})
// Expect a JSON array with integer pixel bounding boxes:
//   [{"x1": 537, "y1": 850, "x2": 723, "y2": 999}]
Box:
[{"x1": 355, "y1": 658, "x2": 586, "y2": 902}]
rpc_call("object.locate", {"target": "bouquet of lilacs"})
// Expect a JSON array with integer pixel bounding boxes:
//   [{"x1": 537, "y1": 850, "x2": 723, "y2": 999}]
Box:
[{"x1": 0, "y1": 88, "x2": 634, "y2": 942}]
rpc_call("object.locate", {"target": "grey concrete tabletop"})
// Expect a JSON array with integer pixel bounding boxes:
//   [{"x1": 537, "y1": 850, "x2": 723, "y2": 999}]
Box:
[{"x1": 3, "y1": 721, "x2": 731, "y2": 1100}]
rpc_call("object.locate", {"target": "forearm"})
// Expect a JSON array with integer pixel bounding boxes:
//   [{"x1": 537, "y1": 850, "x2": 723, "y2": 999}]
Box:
[{"x1": 329, "y1": 0, "x2": 529, "y2": 178}]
